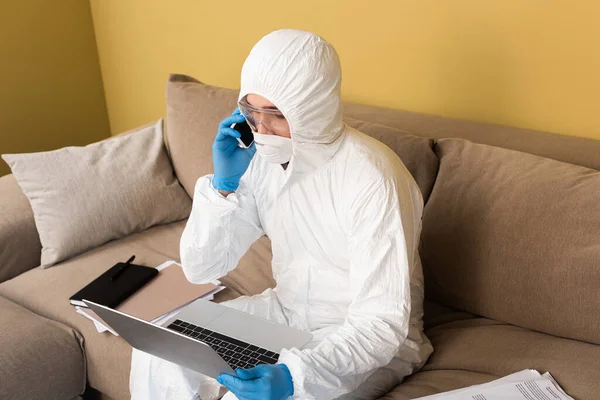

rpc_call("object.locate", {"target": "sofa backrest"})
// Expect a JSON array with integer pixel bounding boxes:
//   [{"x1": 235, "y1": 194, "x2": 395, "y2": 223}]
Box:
[{"x1": 344, "y1": 102, "x2": 600, "y2": 171}]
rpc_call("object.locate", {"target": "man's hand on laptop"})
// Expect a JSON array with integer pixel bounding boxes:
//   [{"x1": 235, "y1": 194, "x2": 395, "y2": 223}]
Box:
[{"x1": 217, "y1": 363, "x2": 293, "y2": 400}]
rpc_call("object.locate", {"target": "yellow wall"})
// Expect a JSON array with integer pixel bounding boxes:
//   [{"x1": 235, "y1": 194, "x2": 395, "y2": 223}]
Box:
[
  {"x1": 90, "y1": 1, "x2": 600, "y2": 140},
  {"x1": 0, "y1": 0, "x2": 109, "y2": 177}
]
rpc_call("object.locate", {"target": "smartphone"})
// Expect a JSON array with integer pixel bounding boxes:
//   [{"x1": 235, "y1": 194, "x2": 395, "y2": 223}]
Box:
[{"x1": 232, "y1": 121, "x2": 254, "y2": 148}]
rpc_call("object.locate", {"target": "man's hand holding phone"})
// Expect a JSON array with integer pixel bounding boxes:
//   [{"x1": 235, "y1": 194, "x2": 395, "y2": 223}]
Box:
[{"x1": 211, "y1": 108, "x2": 256, "y2": 193}]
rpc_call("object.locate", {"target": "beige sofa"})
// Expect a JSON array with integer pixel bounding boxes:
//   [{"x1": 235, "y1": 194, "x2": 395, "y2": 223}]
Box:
[{"x1": 1, "y1": 75, "x2": 599, "y2": 400}]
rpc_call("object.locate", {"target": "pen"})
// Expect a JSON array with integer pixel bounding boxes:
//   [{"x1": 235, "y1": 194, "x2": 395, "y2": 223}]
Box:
[{"x1": 110, "y1": 255, "x2": 135, "y2": 281}]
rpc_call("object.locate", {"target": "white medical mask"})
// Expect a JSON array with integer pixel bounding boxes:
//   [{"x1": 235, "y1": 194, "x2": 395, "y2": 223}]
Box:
[{"x1": 252, "y1": 131, "x2": 293, "y2": 165}]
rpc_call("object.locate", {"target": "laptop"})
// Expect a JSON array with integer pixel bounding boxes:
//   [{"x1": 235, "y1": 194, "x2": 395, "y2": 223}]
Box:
[{"x1": 84, "y1": 298, "x2": 313, "y2": 378}]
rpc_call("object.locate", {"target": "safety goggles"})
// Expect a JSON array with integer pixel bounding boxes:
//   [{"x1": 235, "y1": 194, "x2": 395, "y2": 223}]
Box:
[{"x1": 238, "y1": 97, "x2": 290, "y2": 136}]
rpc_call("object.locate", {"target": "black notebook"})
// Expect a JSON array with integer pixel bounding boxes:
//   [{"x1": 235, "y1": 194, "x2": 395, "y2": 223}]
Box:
[{"x1": 70, "y1": 257, "x2": 158, "y2": 308}]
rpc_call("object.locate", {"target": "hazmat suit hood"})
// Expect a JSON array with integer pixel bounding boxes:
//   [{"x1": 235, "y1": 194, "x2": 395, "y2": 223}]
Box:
[{"x1": 239, "y1": 29, "x2": 344, "y2": 175}]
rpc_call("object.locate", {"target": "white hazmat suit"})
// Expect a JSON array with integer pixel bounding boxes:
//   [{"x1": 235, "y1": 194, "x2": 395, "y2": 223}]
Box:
[{"x1": 130, "y1": 29, "x2": 432, "y2": 400}]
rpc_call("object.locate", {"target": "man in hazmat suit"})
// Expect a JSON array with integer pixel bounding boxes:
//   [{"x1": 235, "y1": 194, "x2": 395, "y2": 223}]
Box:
[{"x1": 130, "y1": 29, "x2": 433, "y2": 400}]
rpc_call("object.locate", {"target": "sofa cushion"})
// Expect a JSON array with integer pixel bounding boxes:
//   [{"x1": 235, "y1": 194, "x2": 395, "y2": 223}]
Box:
[
  {"x1": 385, "y1": 303, "x2": 598, "y2": 399},
  {"x1": 382, "y1": 297, "x2": 598, "y2": 399},
  {"x1": 0, "y1": 174, "x2": 41, "y2": 283},
  {"x1": 417, "y1": 317, "x2": 599, "y2": 400},
  {"x1": 1, "y1": 120, "x2": 192, "y2": 268},
  {"x1": 421, "y1": 138, "x2": 600, "y2": 345},
  {"x1": 165, "y1": 75, "x2": 439, "y2": 202},
  {"x1": 0, "y1": 220, "x2": 274, "y2": 399},
  {"x1": 0, "y1": 296, "x2": 86, "y2": 400}
]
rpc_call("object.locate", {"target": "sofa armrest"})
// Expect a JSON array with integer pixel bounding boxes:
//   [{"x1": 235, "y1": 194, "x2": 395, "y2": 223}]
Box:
[{"x1": 0, "y1": 174, "x2": 41, "y2": 282}]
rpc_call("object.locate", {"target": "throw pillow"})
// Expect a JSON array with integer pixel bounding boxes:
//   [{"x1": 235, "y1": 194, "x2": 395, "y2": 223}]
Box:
[{"x1": 2, "y1": 119, "x2": 192, "y2": 268}]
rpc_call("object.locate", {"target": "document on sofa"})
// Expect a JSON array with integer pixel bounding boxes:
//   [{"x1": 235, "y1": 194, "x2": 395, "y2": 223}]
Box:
[
  {"x1": 75, "y1": 260, "x2": 224, "y2": 335},
  {"x1": 413, "y1": 369, "x2": 574, "y2": 400}
]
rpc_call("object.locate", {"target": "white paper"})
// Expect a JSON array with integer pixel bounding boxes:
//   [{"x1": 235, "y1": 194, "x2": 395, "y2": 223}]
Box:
[
  {"x1": 75, "y1": 306, "x2": 119, "y2": 336},
  {"x1": 542, "y1": 372, "x2": 574, "y2": 398},
  {"x1": 155, "y1": 259, "x2": 178, "y2": 271},
  {"x1": 455, "y1": 377, "x2": 574, "y2": 400},
  {"x1": 413, "y1": 370, "x2": 542, "y2": 400},
  {"x1": 92, "y1": 319, "x2": 109, "y2": 333},
  {"x1": 413, "y1": 369, "x2": 574, "y2": 400}
]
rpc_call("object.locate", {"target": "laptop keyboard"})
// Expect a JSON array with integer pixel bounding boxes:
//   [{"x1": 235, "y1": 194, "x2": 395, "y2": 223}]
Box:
[{"x1": 166, "y1": 319, "x2": 280, "y2": 370}]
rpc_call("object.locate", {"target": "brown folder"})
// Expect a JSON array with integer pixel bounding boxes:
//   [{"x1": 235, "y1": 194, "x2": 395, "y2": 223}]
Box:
[{"x1": 116, "y1": 263, "x2": 218, "y2": 322}]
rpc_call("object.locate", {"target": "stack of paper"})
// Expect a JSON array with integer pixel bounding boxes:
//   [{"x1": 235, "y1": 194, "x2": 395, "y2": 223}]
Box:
[
  {"x1": 75, "y1": 260, "x2": 224, "y2": 335},
  {"x1": 414, "y1": 369, "x2": 574, "y2": 400}
]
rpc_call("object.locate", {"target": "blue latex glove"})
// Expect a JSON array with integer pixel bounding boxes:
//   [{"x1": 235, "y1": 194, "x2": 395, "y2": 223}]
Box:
[
  {"x1": 212, "y1": 109, "x2": 256, "y2": 191},
  {"x1": 217, "y1": 364, "x2": 294, "y2": 400}
]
